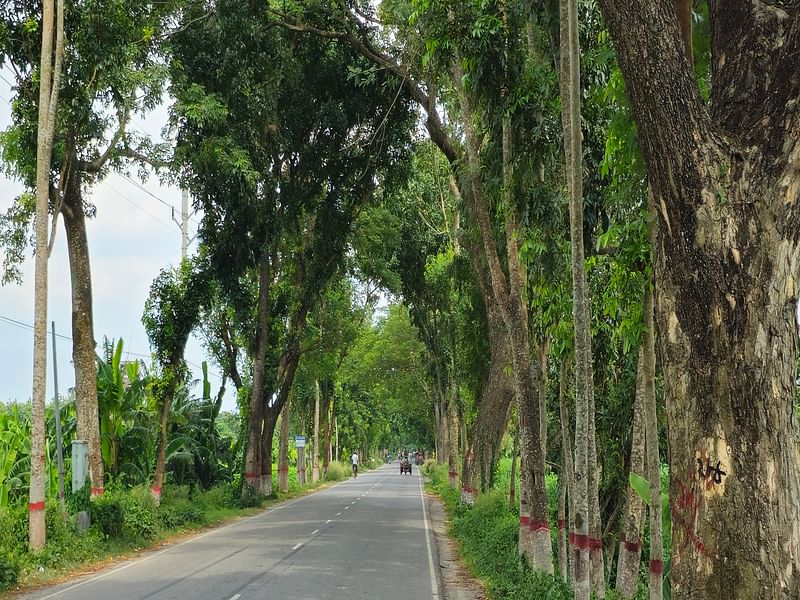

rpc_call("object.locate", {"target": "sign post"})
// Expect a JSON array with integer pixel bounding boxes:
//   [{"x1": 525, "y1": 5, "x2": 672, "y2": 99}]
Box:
[{"x1": 295, "y1": 436, "x2": 306, "y2": 485}]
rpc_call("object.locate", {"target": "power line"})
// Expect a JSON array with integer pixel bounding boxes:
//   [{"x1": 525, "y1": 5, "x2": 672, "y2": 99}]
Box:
[
  {"x1": 0, "y1": 313, "x2": 221, "y2": 379},
  {"x1": 106, "y1": 182, "x2": 176, "y2": 232},
  {"x1": 0, "y1": 314, "x2": 71, "y2": 340},
  {"x1": 120, "y1": 174, "x2": 201, "y2": 226}
]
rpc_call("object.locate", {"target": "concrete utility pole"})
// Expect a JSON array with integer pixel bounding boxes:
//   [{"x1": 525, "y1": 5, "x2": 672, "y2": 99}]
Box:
[{"x1": 172, "y1": 189, "x2": 197, "y2": 261}]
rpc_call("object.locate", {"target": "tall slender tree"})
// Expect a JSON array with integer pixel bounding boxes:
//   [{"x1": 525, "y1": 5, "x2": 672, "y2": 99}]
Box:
[{"x1": 28, "y1": 0, "x2": 63, "y2": 551}]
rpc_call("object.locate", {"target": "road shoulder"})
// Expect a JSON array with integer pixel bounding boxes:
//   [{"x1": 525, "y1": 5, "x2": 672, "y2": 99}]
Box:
[{"x1": 426, "y1": 492, "x2": 488, "y2": 600}]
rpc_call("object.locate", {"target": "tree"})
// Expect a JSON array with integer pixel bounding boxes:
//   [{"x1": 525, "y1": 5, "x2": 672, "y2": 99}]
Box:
[
  {"x1": 2, "y1": 0, "x2": 181, "y2": 499},
  {"x1": 142, "y1": 259, "x2": 208, "y2": 504},
  {"x1": 28, "y1": 0, "x2": 63, "y2": 551},
  {"x1": 596, "y1": 3, "x2": 800, "y2": 598},
  {"x1": 170, "y1": 0, "x2": 414, "y2": 498}
]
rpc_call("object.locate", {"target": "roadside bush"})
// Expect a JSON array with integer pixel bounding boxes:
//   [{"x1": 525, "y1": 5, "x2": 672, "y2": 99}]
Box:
[
  {"x1": 91, "y1": 494, "x2": 124, "y2": 538},
  {"x1": 0, "y1": 549, "x2": 19, "y2": 591},
  {"x1": 120, "y1": 488, "x2": 157, "y2": 543},
  {"x1": 325, "y1": 461, "x2": 346, "y2": 482},
  {"x1": 0, "y1": 504, "x2": 28, "y2": 556}
]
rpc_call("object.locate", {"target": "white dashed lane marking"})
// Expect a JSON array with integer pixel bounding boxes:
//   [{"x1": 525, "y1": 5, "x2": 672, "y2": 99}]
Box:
[
  {"x1": 312, "y1": 529, "x2": 319, "y2": 535},
  {"x1": 292, "y1": 543, "x2": 303, "y2": 551}
]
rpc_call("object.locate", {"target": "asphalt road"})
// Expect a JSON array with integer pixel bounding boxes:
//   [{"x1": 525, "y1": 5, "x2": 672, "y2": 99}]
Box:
[{"x1": 21, "y1": 464, "x2": 441, "y2": 600}]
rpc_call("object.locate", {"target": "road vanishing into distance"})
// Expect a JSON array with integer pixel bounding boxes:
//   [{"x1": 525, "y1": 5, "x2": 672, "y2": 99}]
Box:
[{"x1": 20, "y1": 465, "x2": 441, "y2": 600}]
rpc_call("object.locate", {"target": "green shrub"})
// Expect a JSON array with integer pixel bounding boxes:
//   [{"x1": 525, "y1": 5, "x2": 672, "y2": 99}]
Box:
[
  {"x1": 0, "y1": 504, "x2": 28, "y2": 556},
  {"x1": 120, "y1": 488, "x2": 157, "y2": 543},
  {"x1": 91, "y1": 494, "x2": 124, "y2": 538},
  {"x1": 0, "y1": 550, "x2": 19, "y2": 591},
  {"x1": 325, "y1": 461, "x2": 346, "y2": 482}
]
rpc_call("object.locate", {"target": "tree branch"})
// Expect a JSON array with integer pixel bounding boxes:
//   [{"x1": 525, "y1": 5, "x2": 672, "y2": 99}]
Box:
[
  {"x1": 120, "y1": 144, "x2": 172, "y2": 170},
  {"x1": 82, "y1": 108, "x2": 130, "y2": 173},
  {"x1": 271, "y1": 5, "x2": 460, "y2": 164}
]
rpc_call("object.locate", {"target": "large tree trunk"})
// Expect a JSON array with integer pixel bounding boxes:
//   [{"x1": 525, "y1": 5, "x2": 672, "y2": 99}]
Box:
[
  {"x1": 559, "y1": 0, "x2": 591, "y2": 596},
  {"x1": 278, "y1": 400, "x2": 290, "y2": 493},
  {"x1": 615, "y1": 354, "x2": 647, "y2": 599},
  {"x1": 452, "y1": 67, "x2": 550, "y2": 571},
  {"x1": 447, "y1": 391, "x2": 459, "y2": 487},
  {"x1": 243, "y1": 256, "x2": 270, "y2": 498},
  {"x1": 458, "y1": 222, "x2": 515, "y2": 504},
  {"x1": 63, "y1": 177, "x2": 104, "y2": 499},
  {"x1": 460, "y1": 331, "x2": 514, "y2": 504},
  {"x1": 597, "y1": 4, "x2": 800, "y2": 598},
  {"x1": 29, "y1": 0, "x2": 62, "y2": 552}
]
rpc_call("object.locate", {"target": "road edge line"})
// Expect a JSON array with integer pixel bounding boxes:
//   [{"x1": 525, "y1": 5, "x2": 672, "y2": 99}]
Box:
[{"x1": 418, "y1": 470, "x2": 442, "y2": 600}]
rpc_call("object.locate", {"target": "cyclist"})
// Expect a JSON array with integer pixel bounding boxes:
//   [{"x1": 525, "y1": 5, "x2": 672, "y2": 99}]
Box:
[{"x1": 351, "y1": 451, "x2": 359, "y2": 478}]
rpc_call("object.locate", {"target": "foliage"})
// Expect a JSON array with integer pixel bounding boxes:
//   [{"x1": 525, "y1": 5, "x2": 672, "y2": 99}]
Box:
[
  {"x1": 0, "y1": 548, "x2": 20, "y2": 591},
  {"x1": 324, "y1": 460, "x2": 347, "y2": 482}
]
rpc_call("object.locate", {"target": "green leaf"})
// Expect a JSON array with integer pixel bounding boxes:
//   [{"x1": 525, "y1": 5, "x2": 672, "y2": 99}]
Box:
[{"x1": 629, "y1": 471, "x2": 652, "y2": 505}]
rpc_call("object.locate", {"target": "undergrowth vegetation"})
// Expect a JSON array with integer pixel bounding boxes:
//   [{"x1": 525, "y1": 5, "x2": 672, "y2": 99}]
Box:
[{"x1": 425, "y1": 462, "x2": 651, "y2": 600}]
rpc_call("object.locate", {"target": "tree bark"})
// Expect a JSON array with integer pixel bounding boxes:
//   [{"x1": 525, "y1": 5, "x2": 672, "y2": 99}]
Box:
[
  {"x1": 151, "y1": 369, "x2": 179, "y2": 506},
  {"x1": 558, "y1": 472, "x2": 569, "y2": 582},
  {"x1": 615, "y1": 354, "x2": 647, "y2": 599},
  {"x1": 643, "y1": 250, "x2": 663, "y2": 600},
  {"x1": 29, "y1": 0, "x2": 64, "y2": 550},
  {"x1": 559, "y1": 0, "x2": 591, "y2": 596},
  {"x1": 559, "y1": 357, "x2": 576, "y2": 585},
  {"x1": 448, "y1": 391, "x2": 459, "y2": 487},
  {"x1": 312, "y1": 380, "x2": 320, "y2": 483},
  {"x1": 243, "y1": 256, "x2": 270, "y2": 498},
  {"x1": 589, "y1": 367, "x2": 605, "y2": 598},
  {"x1": 597, "y1": 3, "x2": 800, "y2": 597},
  {"x1": 63, "y1": 176, "x2": 104, "y2": 499},
  {"x1": 509, "y1": 421, "x2": 518, "y2": 510},
  {"x1": 323, "y1": 383, "x2": 332, "y2": 479},
  {"x1": 538, "y1": 340, "x2": 549, "y2": 463},
  {"x1": 278, "y1": 400, "x2": 290, "y2": 493}
]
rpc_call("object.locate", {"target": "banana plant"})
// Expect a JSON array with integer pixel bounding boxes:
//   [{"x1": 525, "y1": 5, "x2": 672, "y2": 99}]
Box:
[
  {"x1": 97, "y1": 339, "x2": 152, "y2": 479},
  {"x1": 0, "y1": 405, "x2": 30, "y2": 507}
]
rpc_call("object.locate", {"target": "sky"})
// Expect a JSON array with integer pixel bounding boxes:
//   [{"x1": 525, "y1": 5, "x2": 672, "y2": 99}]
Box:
[{"x1": 0, "y1": 72, "x2": 234, "y2": 412}]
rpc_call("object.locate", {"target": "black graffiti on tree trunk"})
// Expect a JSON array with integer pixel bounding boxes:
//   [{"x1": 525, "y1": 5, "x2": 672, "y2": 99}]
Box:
[{"x1": 697, "y1": 455, "x2": 726, "y2": 487}]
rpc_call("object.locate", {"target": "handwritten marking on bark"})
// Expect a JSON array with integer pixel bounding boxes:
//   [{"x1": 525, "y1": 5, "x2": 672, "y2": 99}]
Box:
[{"x1": 672, "y1": 475, "x2": 708, "y2": 557}]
